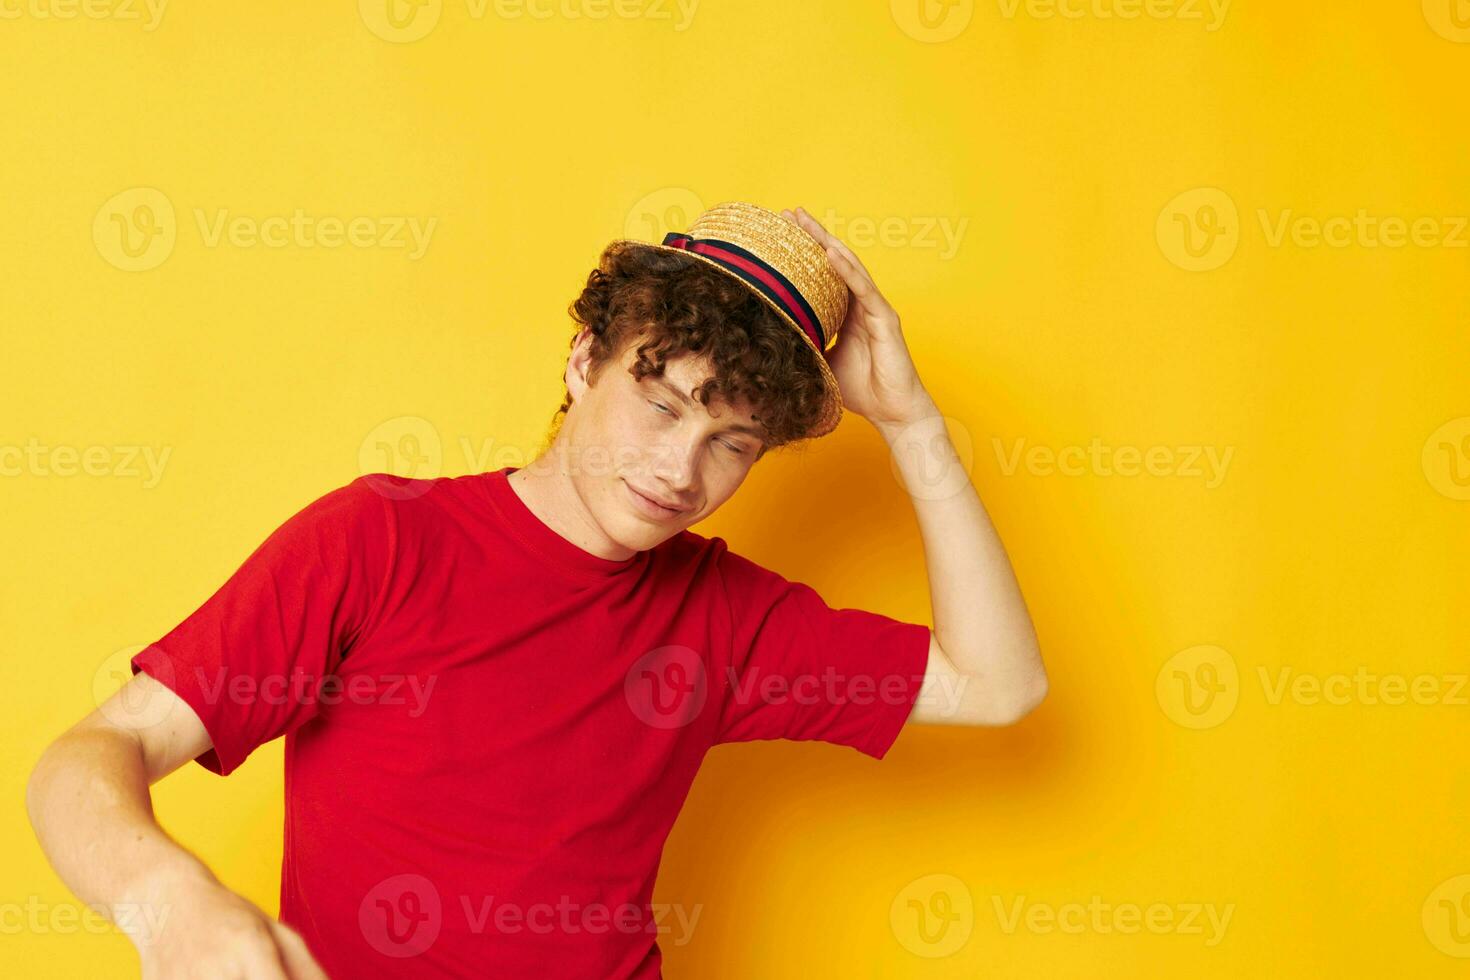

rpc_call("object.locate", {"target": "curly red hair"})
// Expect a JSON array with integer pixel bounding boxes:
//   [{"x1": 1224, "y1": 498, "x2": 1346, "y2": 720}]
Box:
[{"x1": 547, "y1": 241, "x2": 832, "y2": 460}]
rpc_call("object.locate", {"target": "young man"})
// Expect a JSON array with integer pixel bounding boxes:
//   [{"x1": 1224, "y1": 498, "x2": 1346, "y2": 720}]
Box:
[{"x1": 26, "y1": 203, "x2": 1046, "y2": 978}]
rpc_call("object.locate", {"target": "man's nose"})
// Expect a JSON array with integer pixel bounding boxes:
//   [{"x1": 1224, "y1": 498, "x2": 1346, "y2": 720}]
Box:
[{"x1": 649, "y1": 436, "x2": 701, "y2": 491}]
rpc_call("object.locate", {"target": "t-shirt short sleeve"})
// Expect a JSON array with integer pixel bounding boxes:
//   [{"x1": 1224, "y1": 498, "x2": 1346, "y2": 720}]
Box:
[
  {"x1": 712, "y1": 544, "x2": 932, "y2": 760},
  {"x1": 129, "y1": 476, "x2": 393, "y2": 776}
]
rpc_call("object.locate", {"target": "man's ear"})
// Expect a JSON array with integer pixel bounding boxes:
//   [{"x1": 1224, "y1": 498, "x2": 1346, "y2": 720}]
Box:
[{"x1": 565, "y1": 326, "x2": 595, "y2": 403}]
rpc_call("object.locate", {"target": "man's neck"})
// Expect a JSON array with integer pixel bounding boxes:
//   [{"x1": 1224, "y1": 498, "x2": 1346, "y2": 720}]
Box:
[{"x1": 506, "y1": 451, "x2": 636, "y2": 562}]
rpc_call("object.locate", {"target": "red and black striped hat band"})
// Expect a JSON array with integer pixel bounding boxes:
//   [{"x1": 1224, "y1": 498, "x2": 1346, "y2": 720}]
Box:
[{"x1": 661, "y1": 232, "x2": 827, "y2": 352}]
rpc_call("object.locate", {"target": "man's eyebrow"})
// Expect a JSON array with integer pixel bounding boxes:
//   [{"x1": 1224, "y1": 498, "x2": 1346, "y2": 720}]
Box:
[{"x1": 649, "y1": 377, "x2": 765, "y2": 438}]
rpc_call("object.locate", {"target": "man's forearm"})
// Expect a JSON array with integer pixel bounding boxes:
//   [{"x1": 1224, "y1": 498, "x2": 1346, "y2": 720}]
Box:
[
  {"x1": 26, "y1": 727, "x2": 216, "y2": 947},
  {"x1": 877, "y1": 391, "x2": 1048, "y2": 720}
]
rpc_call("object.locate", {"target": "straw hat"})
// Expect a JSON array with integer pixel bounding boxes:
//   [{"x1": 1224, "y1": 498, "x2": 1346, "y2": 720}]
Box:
[{"x1": 611, "y1": 201, "x2": 849, "y2": 439}]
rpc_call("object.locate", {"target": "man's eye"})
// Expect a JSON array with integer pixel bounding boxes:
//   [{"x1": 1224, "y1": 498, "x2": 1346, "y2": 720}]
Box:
[
  {"x1": 720, "y1": 441, "x2": 746, "y2": 455},
  {"x1": 649, "y1": 401, "x2": 672, "y2": 415}
]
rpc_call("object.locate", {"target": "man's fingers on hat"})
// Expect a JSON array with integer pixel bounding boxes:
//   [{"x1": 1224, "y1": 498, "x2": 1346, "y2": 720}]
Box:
[
  {"x1": 824, "y1": 244, "x2": 859, "y2": 282},
  {"x1": 791, "y1": 206, "x2": 837, "y2": 245},
  {"x1": 795, "y1": 205, "x2": 854, "y2": 258},
  {"x1": 825, "y1": 243, "x2": 882, "y2": 303},
  {"x1": 824, "y1": 233, "x2": 877, "y2": 285},
  {"x1": 267, "y1": 920, "x2": 329, "y2": 980},
  {"x1": 790, "y1": 207, "x2": 877, "y2": 284}
]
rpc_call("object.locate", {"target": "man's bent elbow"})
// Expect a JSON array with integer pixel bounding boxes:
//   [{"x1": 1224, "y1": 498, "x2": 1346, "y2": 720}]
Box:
[
  {"x1": 976, "y1": 669, "x2": 1048, "y2": 726},
  {"x1": 1002, "y1": 672, "x2": 1049, "y2": 724}
]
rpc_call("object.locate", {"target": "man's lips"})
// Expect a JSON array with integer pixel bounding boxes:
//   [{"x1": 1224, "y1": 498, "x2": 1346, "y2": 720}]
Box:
[{"x1": 624, "y1": 480, "x2": 689, "y2": 517}]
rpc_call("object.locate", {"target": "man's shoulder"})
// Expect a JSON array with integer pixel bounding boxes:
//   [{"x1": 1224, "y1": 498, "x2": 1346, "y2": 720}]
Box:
[
  {"x1": 663, "y1": 530, "x2": 791, "y2": 598},
  {"x1": 350, "y1": 471, "x2": 477, "y2": 507},
  {"x1": 663, "y1": 527, "x2": 732, "y2": 561}
]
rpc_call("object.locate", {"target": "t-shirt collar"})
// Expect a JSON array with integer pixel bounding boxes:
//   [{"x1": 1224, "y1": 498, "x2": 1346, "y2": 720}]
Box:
[{"x1": 483, "y1": 466, "x2": 647, "y2": 578}]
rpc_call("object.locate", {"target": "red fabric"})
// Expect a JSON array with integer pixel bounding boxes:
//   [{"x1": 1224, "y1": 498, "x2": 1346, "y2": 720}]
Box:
[{"x1": 130, "y1": 466, "x2": 931, "y2": 978}]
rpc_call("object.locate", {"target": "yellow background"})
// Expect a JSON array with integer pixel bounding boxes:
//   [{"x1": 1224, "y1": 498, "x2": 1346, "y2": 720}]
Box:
[{"x1": 4, "y1": 0, "x2": 1468, "y2": 975}]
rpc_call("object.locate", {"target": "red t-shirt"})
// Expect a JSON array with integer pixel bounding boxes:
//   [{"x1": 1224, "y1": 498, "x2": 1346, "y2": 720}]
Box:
[{"x1": 130, "y1": 465, "x2": 931, "y2": 978}]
